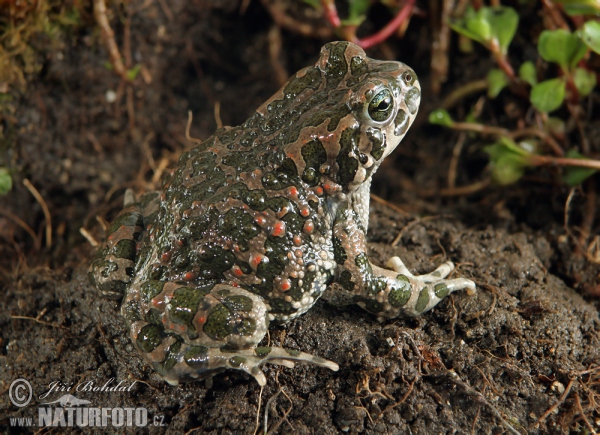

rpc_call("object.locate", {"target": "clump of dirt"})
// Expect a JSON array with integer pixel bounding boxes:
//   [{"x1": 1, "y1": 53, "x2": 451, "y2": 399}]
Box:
[{"x1": 1, "y1": 1, "x2": 598, "y2": 434}]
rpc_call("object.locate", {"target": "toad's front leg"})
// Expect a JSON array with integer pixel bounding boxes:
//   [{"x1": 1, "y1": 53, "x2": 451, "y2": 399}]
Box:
[{"x1": 332, "y1": 208, "x2": 475, "y2": 318}]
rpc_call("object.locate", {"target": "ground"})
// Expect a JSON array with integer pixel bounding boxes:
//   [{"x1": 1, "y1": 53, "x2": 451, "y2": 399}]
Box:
[{"x1": 1, "y1": 1, "x2": 599, "y2": 434}]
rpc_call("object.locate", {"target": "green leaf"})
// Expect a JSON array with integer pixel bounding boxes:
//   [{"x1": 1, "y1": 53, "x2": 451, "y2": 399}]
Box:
[
  {"x1": 487, "y1": 68, "x2": 508, "y2": 98},
  {"x1": 482, "y1": 7, "x2": 519, "y2": 54},
  {"x1": 530, "y1": 78, "x2": 566, "y2": 112},
  {"x1": 303, "y1": 0, "x2": 322, "y2": 9},
  {"x1": 0, "y1": 168, "x2": 12, "y2": 195},
  {"x1": 126, "y1": 64, "x2": 141, "y2": 81},
  {"x1": 573, "y1": 67, "x2": 596, "y2": 96},
  {"x1": 581, "y1": 21, "x2": 600, "y2": 54},
  {"x1": 554, "y1": 0, "x2": 600, "y2": 16},
  {"x1": 450, "y1": 6, "x2": 491, "y2": 45},
  {"x1": 429, "y1": 109, "x2": 454, "y2": 127},
  {"x1": 518, "y1": 61, "x2": 537, "y2": 86},
  {"x1": 484, "y1": 137, "x2": 532, "y2": 185},
  {"x1": 450, "y1": 6, "x2": 518, "y2": 54},
  {"x1": 563, "y1": 150, "x2": 597, "y2": 186},
  {"x1": 466, "y1": 14, "x2": 492, "y2": 43},
  {"x1": 349, "y1": 0, "x2": 370, "y2": 21},
  {"x1": 538, "y1": 29, "x2": 587, "y2": 70}
]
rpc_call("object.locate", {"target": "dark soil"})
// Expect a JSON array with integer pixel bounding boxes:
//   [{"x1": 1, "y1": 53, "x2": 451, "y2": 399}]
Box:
[{"x1": 1, "y1": 1, "x2": 599, "y2": 434}]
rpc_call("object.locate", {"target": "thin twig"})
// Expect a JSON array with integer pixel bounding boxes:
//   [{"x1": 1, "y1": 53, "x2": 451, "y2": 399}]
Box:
[
  {"x1": 370, "y1": 193, "x2": 409, "y2": 216},
  {"x1": 431, "y1": 371, "x2": 522, "y2": 435},
  {"x1": 23, "y1": 178, "x2": 51, "y2": 248},
  {"x1": 186, "y1": 111, "x2": 203, "y2": 145},
  {"x1": 448, "y1": 132, "x2": 466, "y2": 189},
  {"x1": 252, "y1": 385, "x2": 264, "y2": 435},
  {"x1": 574, "y1": 393, "x2": 597, "y2": 435},
  {"x1": 441, "y1": 79, "x2": 488, "y2": 109},
  {"x1": 0, "y1": 208, "x2": 39, "y2": 249},
  {"x1": 93, "y1": 0, "x2": 127, "y2": 79},
  {"x1": 535, "y1": 377, "x2": 575, "y2": 426},
  {"x1": 11, "y1": 315, "x2": 65, "y2": 329},
  {"x1": 79, "y1": 227, "x2": 99, "y2": 247}
]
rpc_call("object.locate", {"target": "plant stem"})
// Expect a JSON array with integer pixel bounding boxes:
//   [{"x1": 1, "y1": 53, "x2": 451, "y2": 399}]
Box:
[
  {"x1": 529, "y1": 155, "x2": 600, "y2": 170},
  {"x1": 357, "y1": 0, "x2": 416, "y2": 49}
]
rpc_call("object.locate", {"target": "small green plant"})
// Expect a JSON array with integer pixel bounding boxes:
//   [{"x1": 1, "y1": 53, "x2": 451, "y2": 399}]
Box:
[
  {"x1": 432, "y1": 5, "x2": 600, "y2": 187},
  {"x1": 0, "y1": 167, "x2": 12, "y2": 195}
]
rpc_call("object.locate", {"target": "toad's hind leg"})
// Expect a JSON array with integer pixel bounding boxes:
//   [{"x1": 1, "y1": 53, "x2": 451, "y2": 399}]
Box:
[{"x1": 127, "y1": 284, "x2": 338, "y2": 386}]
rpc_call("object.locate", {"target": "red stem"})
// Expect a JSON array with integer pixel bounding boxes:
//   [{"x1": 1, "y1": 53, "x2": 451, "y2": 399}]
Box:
[
  {"x1": 357, "y1": 0, "x2": 416, "y2": 49},
  {"x1": 321, "y1": 0, "x2": 341, "y2": 28}
]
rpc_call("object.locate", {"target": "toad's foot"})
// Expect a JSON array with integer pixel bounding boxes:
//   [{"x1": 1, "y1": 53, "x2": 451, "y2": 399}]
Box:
[
  {"x1": 160, "y1": 345, "x2": 339, "y2": 387},
  {"x1": 383, "y1": 256, "x2": 476, "y2": 315}
]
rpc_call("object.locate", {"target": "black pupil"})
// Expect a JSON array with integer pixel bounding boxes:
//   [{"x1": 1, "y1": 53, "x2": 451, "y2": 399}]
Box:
[
  {"x1": 378, "y1": 97, "x2": 391, "y2": 111},
  {"x1": 404, "y1": 73, "x2": 412, "y2": 83}
]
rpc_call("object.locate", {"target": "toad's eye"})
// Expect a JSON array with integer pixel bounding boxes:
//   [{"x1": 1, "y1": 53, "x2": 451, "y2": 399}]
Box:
[
  {"x1": 402, "y1": 70, "x2": 415, "y2": 86},
  {"x1": 367, "y1": 89, "x2": 394, "y2": 122}
]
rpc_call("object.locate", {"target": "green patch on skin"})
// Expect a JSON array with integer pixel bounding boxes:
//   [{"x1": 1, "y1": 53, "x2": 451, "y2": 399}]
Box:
[
  {"x1": 365, "y1": 300, "x2": 383, "y2": 313},
  {"x1": 355, "y1": 253, "x2": 372, "y2": 275},
  {"x1": 114, "y1": 238, "x2": 136, "y2": 260},
  {"x1": 367, "y1": 128, "x2": 385, "y2": 160},
  {"x1": 434, "y1": 283, "x2": 449, "y2": 299},
  {"x1": 184, "y1": 345, "x2": 210, "y2": 370},
  {"x1": 169, "y1": 287, "x2": 210, "y2": 332},
  {"x1": 222, "y1": 295, "x2": 254, "y2": 312},
  {"x1": 388, "y1": 275, "x2": 412, "y2": 308},
  {"x1": 394, "y1": 108, "x2": 409, "y2": 137},
  {"x1": 255, "y1": 347, "x2": 272, "y2": 357},
  {"x1": 197, "y1": 244, "x2": 237, "y2": 281},
  {"x1": 171, "y1": 245, "x2": 191, "y2": 269},
  {"x1": 286, "y1": 349, "x2": 300, "y2": 357},
  {"x1": 203, "y1": 301, "x2": 257, "y2": 341},
  {"x1": 267, "y1": 196, "x2": 293, "y2": 214},
  {"x1": 336, "y1": 128, "x2": 360, "y2": 187},
  {"x1": 122, "y1": 299, "x2": 141, "y2": 322},
  {"x1": 203, "y1": 304, "x2": 231, "y2": 341},
  {"x1": 405, "y1": 87, "x2": 420, "y2": 115},
  {"x1": 415, "y1": 288, "x2": 430, "y2": 313},
  {"x1": 286, "y1": 278, "x2": 305, "y2": 302},
  {"x1": 269, "y1": 297, "x2": 296, "y2": 315},
  {"x1": 140, "y1": 280, "x2": 165, "y2": 302},
  {"x1": 137, "y1": 324, "x2": 165, "y2": 353},
  {"x1": 282, "y1": 211, "x2": 304, "y2": 234},
  {"x1": 332, "y1": 236, "x2": 347, "y2": 265},
  {"x1": 323, "y1": 42, "x2": 349, "y2": 88},
  {"x1": 239, "y1": 129, "x2": 258, "y2": 148},
  {"x1": 242, "y1": 189, "x2": 268, "y2": 211},
  {"x1": 217, "y1": 208, "x2": 260, "y2": 243},
  {"x1": 338, "y1": 270, "x2": 355, "y2": 291},
  {"x1": 371, "y1": 63, "x2": 401, "y2": 74},
  {"x1": 161, "y1": 340, "x2": 182, "y2": 373},
  {"x1": 283, "y1": 67, "x2": 322, "y2": 99},
  {"x1": 179, "y1": 207, "x2": 219, "y2": 239},
  {"x1": 257, "y1": 236, "x2": 290, "y2": 284},
  {"x1": 301, "y1": 139, "x2": 327, "y2": 186},
  {"x1": 229, "y1": 356, "x2": 246, "y2": 368},
  {"x1": 145, "y1": 308, "x2": 163, "y2": 326},
  {"x1": 350, "y1": 55, "x2": 369, "y2": 76},
  {"x1": 107, "y1": 211, "x2": 143, "y2": 235},
  {"x1": 150, "y1": 265, "x2": 168, "y2": 281}
]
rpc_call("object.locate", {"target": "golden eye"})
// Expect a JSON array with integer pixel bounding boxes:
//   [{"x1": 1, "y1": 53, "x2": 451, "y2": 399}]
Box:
[{"x1": 367, "y1": 89, "x2": 394, "y2": 122}]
